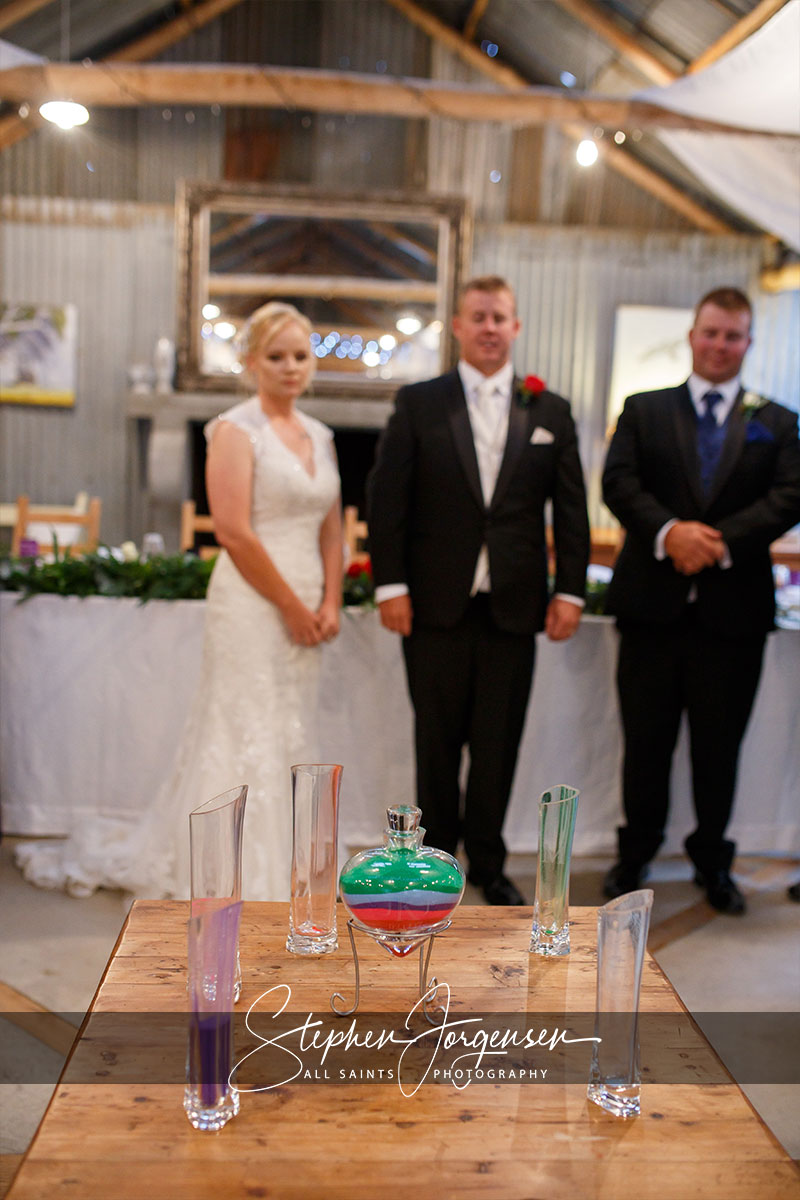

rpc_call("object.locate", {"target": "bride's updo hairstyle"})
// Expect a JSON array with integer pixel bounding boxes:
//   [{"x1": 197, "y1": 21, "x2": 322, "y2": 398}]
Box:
[{"x1": 237, "y1": 300, "x2": 314, "y2": 384}]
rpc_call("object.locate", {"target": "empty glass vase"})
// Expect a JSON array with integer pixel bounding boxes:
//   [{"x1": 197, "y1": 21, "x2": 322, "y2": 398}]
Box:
[
  {"x1": 587, "y1": 888, "x2": 654, "y2": 1118},
  {"x1": 287, "y1": 764, "x2": 342, "y2": 955}
]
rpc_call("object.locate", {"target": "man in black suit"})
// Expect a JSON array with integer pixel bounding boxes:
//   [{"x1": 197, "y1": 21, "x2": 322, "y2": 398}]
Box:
[
  {"x1": 367, "y1": 275, "x2": 590, "y2": 905},
  {"x1": 602, "y1": 286, "x2": 800, "y2": 914}
]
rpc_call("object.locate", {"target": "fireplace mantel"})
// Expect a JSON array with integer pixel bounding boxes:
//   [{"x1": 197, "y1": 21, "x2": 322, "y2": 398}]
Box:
[{"x1": 125, "y1": 389, "x2": 393, "y2": 548}]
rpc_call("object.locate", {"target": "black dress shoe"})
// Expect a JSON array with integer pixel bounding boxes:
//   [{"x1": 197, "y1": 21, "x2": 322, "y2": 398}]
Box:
[
  {"x1": 787, "y1": 882, "x2": 800, "y2": 903},
  {"x1": 694, "y1": 869, "x2": 746, "y2": 915},
  {"x1": 482, "y1": 874, "x2": 526, "y2": 906},
  {"x1": 602, "y1": 862, "x2": 645, "y2": 899}
]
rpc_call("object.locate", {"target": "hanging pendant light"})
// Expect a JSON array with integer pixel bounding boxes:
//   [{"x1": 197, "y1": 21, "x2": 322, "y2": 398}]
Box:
[
  {"x1": 39, "y1": 99, "x2": 89, "y2": 129},
  {"x1": 39, "y1": 0, "x2": 89, "y2": 131}
]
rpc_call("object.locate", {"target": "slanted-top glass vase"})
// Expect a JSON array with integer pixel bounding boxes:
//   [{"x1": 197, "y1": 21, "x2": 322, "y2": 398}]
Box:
[{"x1": 339, "y1": 805, "x2": 465, "y2": 957}]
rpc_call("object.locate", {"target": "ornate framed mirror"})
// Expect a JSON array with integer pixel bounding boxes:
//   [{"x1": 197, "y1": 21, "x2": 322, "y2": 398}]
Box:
[{"x1": 175, "y1": 181, "x2": 471, "y2": 397}]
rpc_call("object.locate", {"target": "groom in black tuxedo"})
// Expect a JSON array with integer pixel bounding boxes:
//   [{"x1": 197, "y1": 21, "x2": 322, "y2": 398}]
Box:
[
  {"x1": 367, "y1": 276, "x2": 590, "y2": 905},
  {"x1": 602, "y1": 287, "x2": 800, "y2": 913}
]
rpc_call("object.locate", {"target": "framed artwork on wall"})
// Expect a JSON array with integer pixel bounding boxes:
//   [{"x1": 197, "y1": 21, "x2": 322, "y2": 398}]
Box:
[
  {"x1": 608, "y1": 304, "x2": 693, "y2": 428},
  {"x1": 0, "y1": 302, "x2": 78, "y2": 407}
]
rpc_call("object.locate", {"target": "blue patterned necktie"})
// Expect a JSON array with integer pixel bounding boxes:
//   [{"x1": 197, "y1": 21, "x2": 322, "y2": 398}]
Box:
[{"x1": 696, "y1": 390, "x2": 725, "y2": 494}]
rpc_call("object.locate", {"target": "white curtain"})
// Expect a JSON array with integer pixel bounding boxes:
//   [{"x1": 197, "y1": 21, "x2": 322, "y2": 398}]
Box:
[{"x1": 636, "y1": 1, "x2": 800, "y2": 251}]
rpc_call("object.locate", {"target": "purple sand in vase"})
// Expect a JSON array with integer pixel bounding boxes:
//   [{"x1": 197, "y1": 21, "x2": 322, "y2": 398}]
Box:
[{"x1": 189, "y1": 1011, "x2": 233, "y2": 1107}]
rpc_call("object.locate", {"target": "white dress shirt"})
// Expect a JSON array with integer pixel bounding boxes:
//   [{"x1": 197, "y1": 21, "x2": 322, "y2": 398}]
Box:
[{"x1": 654, "y1": 373, "x2": 740, "y2": 572}]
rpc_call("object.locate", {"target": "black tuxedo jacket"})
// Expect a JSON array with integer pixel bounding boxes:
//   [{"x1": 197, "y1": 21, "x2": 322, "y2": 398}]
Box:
[
  {"x1": 603, "y1": 384, "x2": 800, "y2": 638},
  {"x1": 366, "y1": 369, "x2": 590, "y2": 635}
]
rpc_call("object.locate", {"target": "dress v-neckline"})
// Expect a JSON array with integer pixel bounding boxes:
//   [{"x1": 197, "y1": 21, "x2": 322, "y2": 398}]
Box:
[{"x1": 265, "y1": 414, "x2": 316, "y2": 479}]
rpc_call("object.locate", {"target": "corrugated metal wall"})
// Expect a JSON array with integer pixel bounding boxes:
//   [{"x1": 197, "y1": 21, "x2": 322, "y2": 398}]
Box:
[
  {"x1": 0, "y1": 200, "x2": 175, "y2": 542},
  {"x1": 4, "y1": 198, "x2": 794, "y2": 546},
  {"x1": 471, "y1": 224, "x2": 782, "y2": 520},
  {"x1": 427, "y1": 45, "x2": 513, "y2": 224}
]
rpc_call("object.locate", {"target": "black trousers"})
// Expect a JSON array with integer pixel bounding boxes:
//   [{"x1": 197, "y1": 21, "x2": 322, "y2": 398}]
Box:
[
  {"x1": 402, "y1": 594, "x2": 536, "y2": 884},
  {"x1": 615, "y1": 612, "x2": 766, "y2": 872}
]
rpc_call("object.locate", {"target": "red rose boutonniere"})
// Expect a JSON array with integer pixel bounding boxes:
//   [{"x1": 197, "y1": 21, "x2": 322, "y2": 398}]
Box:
[{"x1": 516, "y1": 374, "x2": 546, "y2": 408}]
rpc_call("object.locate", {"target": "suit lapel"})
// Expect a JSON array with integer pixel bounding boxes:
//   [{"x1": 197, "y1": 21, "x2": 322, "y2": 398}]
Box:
[
  {"x1": 491, "y1": 380, "x2": 529, "y2": 510},
  {"x1": 670, "y1": 384, "x2": 705, "y2": 508},
  {"x1": 445, "y1": 372, "x2": 485, "y2": 509},
  {"x1": 708, "y1": 388, "x2": 746, "y2": 504}
]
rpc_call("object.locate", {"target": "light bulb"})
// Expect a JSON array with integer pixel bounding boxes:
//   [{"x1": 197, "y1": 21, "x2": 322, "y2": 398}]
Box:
[
  {"x1": 39, "y1": 100, "x2": 89, "y2": 130},
  {"x1": 576, "y1": 138, "x2": 599, "y2": 167}
]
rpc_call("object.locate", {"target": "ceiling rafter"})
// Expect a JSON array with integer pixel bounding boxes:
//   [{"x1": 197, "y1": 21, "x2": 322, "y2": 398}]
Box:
[
  {"x1": 686, "y1": 0, "x2": 788, "y2": 72},
  {"x1": 0, "y1": 62, "x2": 782, "y2": 135},
  {"x1": 463, "y1": 0, "x2": 491, "y2": 43},
  {"x1": 383, "y1": 0, "x2": 735, "y2": 232},
  {"x1": 0, "y1": 0, "x2": 51, "y2": 36},
  {"x1": 0, "y1": 0, "x2": 246, "y2": 151},
  {"x1": 551, "y1": 0, "x2": 678, "y2": 85},
  {"x1": 550, "y1": 0, "x2": 788, "y2": 81}
]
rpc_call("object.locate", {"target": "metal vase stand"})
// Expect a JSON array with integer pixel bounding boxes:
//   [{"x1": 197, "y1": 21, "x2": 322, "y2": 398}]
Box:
[{"x1": 330, "y1": 917, "x2": 452, "y2": 1026}]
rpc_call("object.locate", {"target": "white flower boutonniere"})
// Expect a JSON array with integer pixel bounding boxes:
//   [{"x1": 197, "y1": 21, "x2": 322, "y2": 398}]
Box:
[{"x1": 741, "y1": 390, "x2": 767, "y2": 420}]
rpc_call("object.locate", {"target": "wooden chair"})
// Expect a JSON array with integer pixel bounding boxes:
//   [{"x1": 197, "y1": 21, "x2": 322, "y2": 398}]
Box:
[
  {"x1": 589, "y1": 526, "x2": 625, "y2": 568},
  {"x1": 180, "y1": 500, "x2": 219, "y2": 560},
  {"x1": 12, "y1": 494, "x2": 102, "y2": 556},
  {"x1": 343, "y1": 505, "x2": 370, "y2": 566}
]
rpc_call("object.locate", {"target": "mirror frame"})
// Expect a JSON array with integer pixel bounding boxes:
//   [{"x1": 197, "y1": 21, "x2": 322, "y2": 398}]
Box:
[{"x1": 175, "y1": 180, "x2": 471, "y2": 396}]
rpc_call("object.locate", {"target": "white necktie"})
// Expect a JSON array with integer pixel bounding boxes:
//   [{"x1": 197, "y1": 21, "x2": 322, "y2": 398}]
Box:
[
  {"x1": 475, "y1": 380, "x2": 502, "y2": 446},
  {"x1": 470, "y1": 380, "x2": 506, "y2": 594}
]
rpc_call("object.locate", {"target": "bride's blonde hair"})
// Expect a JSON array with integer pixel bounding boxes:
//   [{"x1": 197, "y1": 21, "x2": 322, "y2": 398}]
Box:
[{"x1": 237, "y1": 301, "x2": 313, "y2": 367}]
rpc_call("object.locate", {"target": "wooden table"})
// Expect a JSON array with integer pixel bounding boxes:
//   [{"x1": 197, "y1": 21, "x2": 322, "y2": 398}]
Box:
[{"x1": 7, "y1": 903, "x2": 799, "y2": 1200}]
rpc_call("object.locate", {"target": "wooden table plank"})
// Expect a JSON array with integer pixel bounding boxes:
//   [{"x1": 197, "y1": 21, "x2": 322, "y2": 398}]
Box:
[{"x1": 7, "y1": 903, "x2": 799, "y2": 1200}]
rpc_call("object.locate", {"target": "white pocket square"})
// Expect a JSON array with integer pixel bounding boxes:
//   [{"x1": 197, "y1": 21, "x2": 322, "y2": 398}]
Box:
[{"x1": 530, "y1": 426, "x2": 555, "y2": 445}]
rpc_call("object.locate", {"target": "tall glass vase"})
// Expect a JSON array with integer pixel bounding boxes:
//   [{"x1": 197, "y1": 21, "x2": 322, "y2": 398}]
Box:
[
  {"x1": 529, "y1": 784, "x2": 579, "y2": 956},
  {"x1": 587, "y1": 888, "x2": 654, "y2": 1118},
  {"x1": 287, "y1": 764, "x2": 342, "y2": 955},
  {"x1": 189, "y1": 785, "x2": 247, "y2": 1003},
  {"x1": 184, "y1": 901, "x2": 242, "y2": 1131}
]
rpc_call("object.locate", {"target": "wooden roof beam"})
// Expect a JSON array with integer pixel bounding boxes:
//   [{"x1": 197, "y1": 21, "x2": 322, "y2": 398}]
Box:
[
  {"x1": 551, "y1": 0, "x2": 678, "y2": 85},
  {"x1": 0, "y1": 0, "x2": 245, "y2": 151},
  {"x1": 0, "y1": 0, "x2": 53, "y2": 35},
  {"x1": 383, "y1": 0, "x2": 736, "y2": 232},
  {"x1": 0, "y1": 62, "x2": 784, "y2": 136},
  {"x1": 686, "y1": 0, "x2": 788, "y2": 74},
  {"x1": 104, "y1": 0, "x2": 244, "y2": 63},
  {"x1": 463, "y1": 0, "x2": 491, "y2": 43}
]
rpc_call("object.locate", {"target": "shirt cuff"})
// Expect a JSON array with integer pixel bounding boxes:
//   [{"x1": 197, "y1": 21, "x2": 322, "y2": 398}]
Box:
[
  {"x1": 655, "y1": 519, "x2": 678, "y2": 560},
  {"x1": 719, "y1": 543, "x2": 732, "y2": 569},
  {"x1": 554, "y1": 593, "x2": 585, "y2": 609},
  {"x1": 374, "y1": 583, "x2": 409, "y2": 605}
]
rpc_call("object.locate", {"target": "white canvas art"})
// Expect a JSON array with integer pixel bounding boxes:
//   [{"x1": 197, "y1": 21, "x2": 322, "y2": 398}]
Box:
[
  {"x1": 0, "y1": 302, "x2": 78, "y2": 406},
  {"x1": 608, "y1": 304, "x2": 693, "y2": 426}
]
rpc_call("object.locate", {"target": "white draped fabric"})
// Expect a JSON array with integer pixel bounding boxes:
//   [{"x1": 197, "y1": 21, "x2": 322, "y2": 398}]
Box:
[
  {"x1": 2, "y1": 594, "x2": 799, "y2": 868},
  {"x1": 636, "y1": 1, "x2": 800, "y2": 251}
]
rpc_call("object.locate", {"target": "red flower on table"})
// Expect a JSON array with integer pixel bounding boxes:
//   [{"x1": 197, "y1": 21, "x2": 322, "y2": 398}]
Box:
[{"x1": 517, "y1": 374, "x2": 547, "y2": 407}]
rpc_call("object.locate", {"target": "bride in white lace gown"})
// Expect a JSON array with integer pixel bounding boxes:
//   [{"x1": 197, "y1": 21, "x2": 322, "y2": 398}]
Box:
[{"x1": 15, "y1": 303, "x2": 342, "y2": 900}]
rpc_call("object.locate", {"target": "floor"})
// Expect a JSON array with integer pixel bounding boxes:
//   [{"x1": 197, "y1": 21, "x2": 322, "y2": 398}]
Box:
[{"x1": 1, "y1": 838, "x2": 798, "y2": 1196}]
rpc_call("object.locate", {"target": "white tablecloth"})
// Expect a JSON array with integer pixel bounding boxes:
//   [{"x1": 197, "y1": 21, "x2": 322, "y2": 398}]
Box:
[{"x1": 1, "y1": 592, "x2": 798, "y2": 855}]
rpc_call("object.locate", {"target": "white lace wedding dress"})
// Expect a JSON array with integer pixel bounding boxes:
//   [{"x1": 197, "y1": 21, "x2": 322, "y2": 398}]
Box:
[{"x1": 15, "y1": 396, "x2": 341, "y2": 901}]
